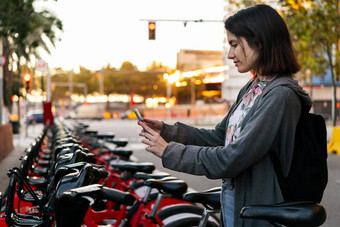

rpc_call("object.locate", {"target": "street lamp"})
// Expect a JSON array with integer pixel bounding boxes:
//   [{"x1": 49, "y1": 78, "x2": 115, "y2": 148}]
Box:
[
  {"x1": 163, "y1": 71, "x2": 180, "y2": 120},
  {"x1": 163, "y1": 73, "x2": 171, "y2": 119}
]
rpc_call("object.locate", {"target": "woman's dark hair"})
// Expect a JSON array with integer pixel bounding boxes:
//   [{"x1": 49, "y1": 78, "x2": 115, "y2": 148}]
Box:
[{"x1": 224, "y1": 4, "x2": 300, "y2": 75}]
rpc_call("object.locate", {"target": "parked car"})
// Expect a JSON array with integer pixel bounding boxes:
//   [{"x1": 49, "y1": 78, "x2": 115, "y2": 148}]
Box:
[
  {"x1": 120, "y1": 110, "x2": 140, "y2": 119},
  {"x1": 26, "y1": 111, "x2": 44, "y2": 124}
]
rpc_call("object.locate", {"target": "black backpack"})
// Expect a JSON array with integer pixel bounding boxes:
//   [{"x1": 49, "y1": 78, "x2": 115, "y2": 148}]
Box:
[{"x1": 270, "y1": 112, "x2": 328, "y2": 203}]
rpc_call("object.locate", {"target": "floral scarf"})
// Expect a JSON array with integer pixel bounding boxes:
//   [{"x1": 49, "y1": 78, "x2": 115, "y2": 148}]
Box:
[{"x1": 225, "y1": 78, "x2": 271, "y2": 146}]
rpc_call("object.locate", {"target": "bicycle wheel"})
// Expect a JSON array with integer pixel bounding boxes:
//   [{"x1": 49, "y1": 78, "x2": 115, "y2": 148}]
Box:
[
  {"x1": 164, "y1": 216, "x2": 220, "y2": 227},
  {"x1": 157, "y1": 204, "x2": 220, "y2": 226}
]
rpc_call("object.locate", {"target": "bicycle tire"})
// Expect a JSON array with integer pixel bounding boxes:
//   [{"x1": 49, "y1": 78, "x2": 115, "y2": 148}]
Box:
[
  {"x1": 164, "y1": 216, "x2": 220, "y2": 227},
  {"x1": 157, "y1": 204, "x2": 220, "y2": 225}
]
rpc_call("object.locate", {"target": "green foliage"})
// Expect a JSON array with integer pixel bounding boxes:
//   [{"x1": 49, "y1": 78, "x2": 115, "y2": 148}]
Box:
[
  {"x1": 0, "y1": 0, "x2": 63, "y2": 110},
  {"x1": 279, "y1": 0, "x2": 339, "y2": 125},
  {"x1": 279, "y1": 0, "x2": 339, "y2": 80},
  {"x1": 146, "y1": 61, "x2": 172, "y2": 72},
  {"x1": 227, "y1": 0, "x2": 266, "y2": 8},
  {"x1": 228, "y1": 0, "x2": 340, "y2": 124},
  {"x1": 75, "y1": 67, "x2": 98, "y2": 94},
  {"x1": 119, "y1": 61, "x2": 138, "y2": 71},
  {"x1": 227, "y1": 0, "x2": 339, "y2": 80},
  {"x1": 49, "y1": 61, "x2": 171, "y2": 100}
]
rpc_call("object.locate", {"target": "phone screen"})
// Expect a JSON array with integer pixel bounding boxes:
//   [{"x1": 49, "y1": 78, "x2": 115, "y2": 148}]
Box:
[{"x1": 134, "y1": 109, "x2": 144, "y2": 122}]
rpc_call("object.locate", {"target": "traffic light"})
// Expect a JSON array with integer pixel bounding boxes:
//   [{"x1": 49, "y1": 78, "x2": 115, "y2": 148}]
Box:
[
  {"x1": 23, "y1": 73, "x2": 32, "y2": 93},
  {"x1": 148, "y1": 22, "x2": 156, "y2": 40}
]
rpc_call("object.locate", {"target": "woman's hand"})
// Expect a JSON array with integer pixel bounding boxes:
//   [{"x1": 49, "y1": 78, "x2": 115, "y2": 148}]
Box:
[
  {"x1": 142, "y1": 118, "x2": 163, "y2": 134},
  {"x1": 138, "y1": 121, "x2": 168, "y2": 158}
]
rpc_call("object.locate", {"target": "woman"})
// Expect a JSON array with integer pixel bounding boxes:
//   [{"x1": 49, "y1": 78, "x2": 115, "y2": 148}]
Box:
[{"x1": 138, "y1": 4, "x2": 312, "y2": 226}]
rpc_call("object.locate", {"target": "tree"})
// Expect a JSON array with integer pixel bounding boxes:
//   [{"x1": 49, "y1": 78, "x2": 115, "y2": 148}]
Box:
[
  {"x1": 47, "y1": 61, "x2": 172, "y2": 104},
  {"x1": 146, "y1": 61, "x2": 171, "y2": 72},
  {"x1": 279, "y1": 0, "x2": 340, "y2": 126},
  {"x1": 0, "y1": 0, "x2": 62, "y2": 110},
  {"x1": 228, "y1": 0, "x2": 340, "y2": 125},
  {"x1": 120, "y1": 61, "x2": 138, "y2": 71},
  {"x1": 50, "y1": 68, "x2": 69, "y2": 100},
  {"x1": 102, "y1": 64, "x2": 118, "y2": 96},
  {"x1": 75, "y1": 66, "x2": 98, "y2": 94}
]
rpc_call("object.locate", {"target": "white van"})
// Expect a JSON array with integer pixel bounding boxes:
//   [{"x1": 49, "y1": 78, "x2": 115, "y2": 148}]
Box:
[{"x1": 68, "y1": 103, "x2": 105, "y2": 120}]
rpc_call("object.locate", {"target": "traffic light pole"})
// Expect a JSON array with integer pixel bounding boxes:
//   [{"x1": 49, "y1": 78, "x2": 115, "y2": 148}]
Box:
[
  {"x1": 140, "y1": 18, "x2": 223, "y2": 27},
  {"x1": 142, "y1": 19, "x2": 223, "y2": 40},
  {"x1": 23, "y1": 73, "x2": 32, "y2": 137},
  {"x1": 47, "y1": 70, "x2": 51, "y2": 102},
  {"x1": 25, "y1": 93, "x2": 28, "y2": 137}
]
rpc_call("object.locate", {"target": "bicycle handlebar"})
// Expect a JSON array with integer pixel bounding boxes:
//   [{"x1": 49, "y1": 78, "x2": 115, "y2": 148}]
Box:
[{"x1": 101, "y1": 186, "x2": 136, "y2": 205}]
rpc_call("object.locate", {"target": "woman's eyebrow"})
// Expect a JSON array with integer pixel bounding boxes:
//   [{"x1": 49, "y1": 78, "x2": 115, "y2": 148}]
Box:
[{"x1": 229, "y1": 39, "x2": 237, "y2": 45}]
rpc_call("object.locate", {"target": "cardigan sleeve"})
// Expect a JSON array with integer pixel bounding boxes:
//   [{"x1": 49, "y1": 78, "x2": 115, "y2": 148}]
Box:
[
  {"x1": 159, "y1": 81, "x2": 252, "y2": 147},
  {"x1": 161, "y1": 86, "x2": 301, "y2": 179},
  {"x1": 160, "y1": 118, "x2": 227, "y2": 147}
]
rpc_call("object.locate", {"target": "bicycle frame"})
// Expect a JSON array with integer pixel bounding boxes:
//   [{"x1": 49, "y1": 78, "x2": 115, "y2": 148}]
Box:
[{"x1": 82, "y1": 182, "x2": 190, "y2": 227}]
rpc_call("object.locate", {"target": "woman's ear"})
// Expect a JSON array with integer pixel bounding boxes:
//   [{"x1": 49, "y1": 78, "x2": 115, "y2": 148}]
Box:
[{"x1": 256, "y1": 40, "x2": 262, "y2": 50}]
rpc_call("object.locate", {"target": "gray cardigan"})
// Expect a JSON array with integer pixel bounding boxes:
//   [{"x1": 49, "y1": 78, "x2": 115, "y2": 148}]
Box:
[{"x1": 160, "y1": 75, "x2": 312, "y2": 226}]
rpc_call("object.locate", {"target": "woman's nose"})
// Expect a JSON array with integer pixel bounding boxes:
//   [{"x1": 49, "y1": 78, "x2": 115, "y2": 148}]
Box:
[{"x1": 228, "y1": 49, "x2": 234, "y2": 59}]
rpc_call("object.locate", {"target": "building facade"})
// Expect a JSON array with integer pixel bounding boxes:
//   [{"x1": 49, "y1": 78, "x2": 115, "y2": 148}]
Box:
[{"x1": 176, "y1": 49, "x2": 223, "y2": 72}]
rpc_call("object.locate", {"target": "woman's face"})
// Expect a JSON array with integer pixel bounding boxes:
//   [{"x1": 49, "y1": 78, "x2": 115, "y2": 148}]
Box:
[{"x1": 226, "y1": 30, "x2": 260, "y2": 73}]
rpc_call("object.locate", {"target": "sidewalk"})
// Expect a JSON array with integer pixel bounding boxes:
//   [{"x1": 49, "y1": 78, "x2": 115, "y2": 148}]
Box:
[{"x1": 0, "y1": 123, "x2": 44, "y2": 193}]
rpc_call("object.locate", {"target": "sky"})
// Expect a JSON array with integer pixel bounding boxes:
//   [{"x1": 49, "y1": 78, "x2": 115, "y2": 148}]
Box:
[{"x1": 35, "y1": 0, "x2": 226, "y2": 72}]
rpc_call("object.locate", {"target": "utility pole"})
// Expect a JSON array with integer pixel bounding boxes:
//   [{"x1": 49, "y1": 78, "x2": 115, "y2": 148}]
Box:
[
  {"x1": 69, "y1": 71, "x2": 73, "y2": 111},
  {"x1": 0, "y1": 39, "x2": 3, "y2": 125},
  {"x1": 99, "y1": 71, "x2": 104, "y2": 95},
  {"x1": 46, "y1": 70, "x2": 51, "y2": 102},
  {"x1": 96, "y1": 71, "x2": 104, "y2": 95}
]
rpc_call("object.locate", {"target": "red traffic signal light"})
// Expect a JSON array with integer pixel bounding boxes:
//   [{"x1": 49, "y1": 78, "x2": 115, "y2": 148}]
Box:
[
  {"x1": 148, "y1": 22, "x2": 156, "y2": 40},
  {"x1": 23, "y1": 73, "x2": 32, "y2": 93},
  {"x1": 23, "y1": 73, "x2": 32, "y2": 82}
]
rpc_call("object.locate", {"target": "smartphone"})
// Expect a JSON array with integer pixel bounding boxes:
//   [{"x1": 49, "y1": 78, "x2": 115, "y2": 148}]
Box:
[
  {"x1": 134, "y1": 109, "x2": 144, "y2": 122},
  {"x1": 134, "y1": 109, "x2": 147, "y2": 132}
]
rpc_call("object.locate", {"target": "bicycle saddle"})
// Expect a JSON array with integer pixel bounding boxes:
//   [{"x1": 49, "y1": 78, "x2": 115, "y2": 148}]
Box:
[
  {"x1": 111, "y1": 162, "x2": 155, "y2": 174},
  {"x1": 52, "y1": 162, "x2": 89, "y2": 190},
  {"x1": 57, "y1": 144, "x2": 83, "y2": 158},
  {"x1": 184, "y1": 187, "x2": 221, "y2": 210},
  {"x1": 94, "y1": 133, "x2": 115, "y2": 140},
  {"x1": 134, "y1": 172, "x2": 171, "y2": 181},
  {"x1": 74, "y1": 122, "x2": 89, "y2": 128},
  {"x1": 99, "y1": 149, "x2": 133, "y2": 160},
  {"x1": 144, "y1": 178, "x2": 188, "y2": 196},
  {"x1": 54, "y1": 142, "x2": 76, "y2": 155},
  {"x1": 106, "y1": 138, "x2": 129, "y2": 147},
  {"x1": 55, "y1": 137, "x2": 78, "y2": 145},
  {"x1": 84, "y1": 130, "x2": 98, "y2": 135},
  {"x1": 240, "y1": 201, "x2": 327, "y2": 227},
  {"x1": 55, "y1": 150, "x2": 97, "y2": 173}
]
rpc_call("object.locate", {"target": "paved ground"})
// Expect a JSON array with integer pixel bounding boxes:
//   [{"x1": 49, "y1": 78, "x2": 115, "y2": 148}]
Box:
[
  {"x1": 0, "y1": 120, "x2": 339, "y2": 226},
  {"x1": 0, "y1": 123, "x2": 44, "y2": 193}
]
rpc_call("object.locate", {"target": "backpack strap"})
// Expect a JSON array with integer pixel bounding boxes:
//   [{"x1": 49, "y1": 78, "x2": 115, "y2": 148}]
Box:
[
  {"x1": 269, "y1": 149, "x2": 284, "y2": 185},
  {"x1": 269, "y1": 111, "x2": 304, "y2": 201}
]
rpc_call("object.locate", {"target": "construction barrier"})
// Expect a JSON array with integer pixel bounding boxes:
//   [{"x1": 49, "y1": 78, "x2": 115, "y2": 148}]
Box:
[{"x1": 327, "y1": 127, "x2": 340, "y2": 154}]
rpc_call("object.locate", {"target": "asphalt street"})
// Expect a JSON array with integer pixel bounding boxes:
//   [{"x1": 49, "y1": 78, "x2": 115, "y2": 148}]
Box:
[{"x1": 0, "y1": 118, "x2": 339, "y2": 226}]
